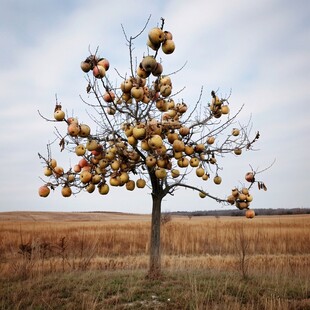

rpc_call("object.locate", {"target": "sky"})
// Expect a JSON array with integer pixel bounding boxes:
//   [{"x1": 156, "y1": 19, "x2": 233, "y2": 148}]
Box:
[{"x1": 0, "y1": 0, "x2": 309, "y2": 214}]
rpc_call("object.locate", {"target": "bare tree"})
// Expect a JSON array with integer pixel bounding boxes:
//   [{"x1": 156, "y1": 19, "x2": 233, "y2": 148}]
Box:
[{"x1": 38, "y1": 17, "x2": 267, "y2": 278}]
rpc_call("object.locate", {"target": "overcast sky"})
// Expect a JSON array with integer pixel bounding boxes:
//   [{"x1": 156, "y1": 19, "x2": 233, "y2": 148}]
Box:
[{"x1": 0, "y1": 0, "x2": 309, "y2": 214}]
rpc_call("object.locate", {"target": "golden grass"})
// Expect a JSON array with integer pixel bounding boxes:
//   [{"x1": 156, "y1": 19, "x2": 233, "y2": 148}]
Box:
[
  {"x1": 0, "y1": 213, "x2": 309, "y2": 309},
  {"x1": 0, "y1": 213, "x2": 309, "y2": 280}
]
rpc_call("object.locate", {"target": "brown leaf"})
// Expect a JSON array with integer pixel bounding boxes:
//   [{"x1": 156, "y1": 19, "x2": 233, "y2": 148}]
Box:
[
  {"x1": 262, "y1": 183, "x2": 267, "y2": 191},
  {"x1": 54, "y1": 104, "x2": 62, "y2": 112},
  {"x1": 59, "y1": 138, "x2": 65, "y2": 152}
]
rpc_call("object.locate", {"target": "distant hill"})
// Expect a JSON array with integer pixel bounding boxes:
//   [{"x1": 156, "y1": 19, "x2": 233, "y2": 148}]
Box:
[
  {"x1": 167, "y1": 208, "x2": 310, "y2": 217},
  {"x1": 0, "y1": 208, "x2": 309, "y2": 222},
  {"x1": 0, "y1": 211, "x2": 150, "y2": 222}
]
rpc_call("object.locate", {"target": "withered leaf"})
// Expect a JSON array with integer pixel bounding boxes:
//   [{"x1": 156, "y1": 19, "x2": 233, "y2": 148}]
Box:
[
  {"x1": 59, "y1": 138, "x2": 65, "y2": 152},
  {"x1": 54, "y1": 104, "x2": 62, "y2": 113}
]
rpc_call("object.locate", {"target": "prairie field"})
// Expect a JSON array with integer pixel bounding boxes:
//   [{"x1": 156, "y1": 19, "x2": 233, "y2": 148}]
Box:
[{"x1": 0, "y1": 212, "x2": 309, "y2": 309}]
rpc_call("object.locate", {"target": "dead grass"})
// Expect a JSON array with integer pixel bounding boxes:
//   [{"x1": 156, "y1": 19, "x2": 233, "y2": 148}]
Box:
[{"x1": 0, "y1": 212, "x2": 309, "y2": 309}]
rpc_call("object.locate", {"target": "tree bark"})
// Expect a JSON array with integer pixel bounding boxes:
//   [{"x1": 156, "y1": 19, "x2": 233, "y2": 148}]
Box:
[{"x1": 148, "y1": 192, "x2": 162, "y2": 278}]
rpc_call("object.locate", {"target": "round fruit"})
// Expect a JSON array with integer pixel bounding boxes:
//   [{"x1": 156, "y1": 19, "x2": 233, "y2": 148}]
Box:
[
  {"x1": 177, "y1": 157, "x2": 189, "y2": 168},
  {"x1": 221, "y1": 105, "x2": 230, "y2": 114},
  {"x1": 73, "y1": 164, "x2": 81, "y2": 173},
  {"x1": 110, "y1": 177, "x2": 121, "y2": 186},
  {"x1": 67, "y1": 174, "x2": 75, "y2": 183},
  {"x1": 246, "y1": 195, "x2": 253, "y2": 202},
  {"x1": 75, "y1": 144, "x2": 86, "y2": 156},
  {"x1": 202, "y1": 174, "x2": 209, "y2": 181},
  {"x1": 141, "y1": 56, "x2": 157, "y2": 72},
  {"x1": 164, "y1": 31, "x2": 173, "y2": 40},
  {"x1": 184, "y1": 145, "x2": 194, "y2": 156},
  {"x1": 79, "y1": 124, "x2": 90, "y2": 138},
  {"x1": 98, "y1": 183, "x2": 109, "y2": 195},
  {"x1": 86, "y1": 140, "x2": 98, "y2": 151},
  {"x1": 86, "y1": 183, "x2": 96, "y2": 193},
  {"x1": 147, "y1": 38, "x2": 161, "y2": 51},
  {"x1": 160, "y1": 85, "x2": 172, "y2": 97},
  {"x1": 137, "y1": 65, "x2": 150, "y2": 79},
  {"x1": 80, "y1": 61, "x2": 92, "y2": 73},
  {"x1": 110, "y1": 159, "x2": 120, "y2": 171},
  {"x1": 232, "y1": 128, "x2": 240, "y2": 136},
  {"x1": 179, "y1": 126, "x2": 190, "y2": 136},
  {"x1": 196, "y1": 167, "x2": 205, "y2": 177},
  {"x1": 232, "y1": 188, "x2": 239, "y2": 198},
  {"x1": 148, "y1": 135, "x2": 163, "y2": 149},
  {"x1": 136, "y1": 178, "x2": 146, "y2": 188},
  {"x1": 148, "y1": 27, "x2": 165, "y2": 45},
  {"x1": 227, "y1": 195, "x2": 236, "y2": 205},
  {"x1": 119, "y1": 172, "x2": 129, "y2": 184},
  {"x1": 131, "y1": 86, "x2": 144, "y2": 100},
  {"x1": 199, "y1": 192, "x2": 207, "y2": 198},
  {"x1": 141, "y1": 139, "x2": 151, "y2": 151},
  {"x1": 155, "y1": 168, "x2": 167, "y2": 179},
  {"x1": 173, "y1": 140, "x2": 185, "y2": 152},
  {"x1": 238, "y1": 193, "x2": 247, "y2": 201},
  {"x1": 67, "y1": 123, "x2": 80, "y2": 136},
  {"x1": 213, "y1": 176, "x2": 222, "y2": 185},
  {"x1": 93, "y1": 65, "x2": 106, "y2": 78},
  {"x1": 171, "y1": 169, "x2": 180, "y2": 178},
  {"x1": 92, "y1": 174, "x2": 102, "y2": 184},
  {"x1": 127, "y1": 135, "x2": 137, "y2": 146},
  {"x1": 67, "y1": 117, "x2": 78, "y2": 125},
  {"x1": 207, "y1": 136, "x2": 215, "y2": 145},
  {"x1": 79, "y1": 158, "x2": 89, "y2": 168},
  {"x1": 44, "y1": 167, "x2": 53, "y2": 176},
  {"x1": 174, "y1": 151, "x2": 183, "y2": 159},
  {"x1": 54, "y1": 110, "x2": 65, "y2": 121},
  {"x1": 245, "y1": 209, "x2": 255, "y2": 219},
  {"x1": 195, "y1": 144, "x2": 205, "y2": 153},
  {"x1": 245, "y1": 172, "x2": 255, "y2": 183},
  {"x1": 61, "y1": 186, "x2": 72, "y2": 197},
  {"x1": 53, "y1": 166, "x2": 64, "y2": 178},
  {"x1": 132, "y1": 126, "x2": 146, "y2": 140},
  {"x1": 103, "y1": 91, "x2": 115, "y2": 103},
  {"x1": 241, "y1": 188, "x2": 249, "y2": 195},
  {"x1": 146, "y1": 155, "x2": 157, "y2": 168},
  {"x1": 156, "y1": 99, "x2": 168, "y2": 111},
  {"x1": 236, "y1": 201, "x2": 249, "y2": 210},
  {"x1": 126, "y1": 180, "x2": 135, "y2": 191},
  {"x1": 234, "y1": 148, "x2": 242, "y2": 155},
  {"x1": 122, "y1": 79, "x2": 133, "y2": 93},
  {"x1": 152, "y1": 62, "x2": 163, "y2": 76},
  {"x1": 190, "y1": 157, "x2": 200, "y2": 167},
  {"x1": 162, "y1": 40, "x2": 175, "y2": 54},
  {"x1": 49, "y1": 159, "x2": 57, "y2": 168},
  {"x1": 167, "y1": 132, "x2": 179, "y2": 144},
  {"x1": 80, "y1": 170, "x2": 92, "y2": 183},
  {"x1": 38, "y1": 185, "x2": 50, "y2": 197},
  {"x1": 97, "y1": 58, "x2": 110, "y2": 71}
]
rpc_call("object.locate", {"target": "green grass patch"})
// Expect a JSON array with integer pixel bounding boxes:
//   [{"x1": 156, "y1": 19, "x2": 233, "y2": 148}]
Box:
[{"x1": 0, "y1": 269, "x2": 309, "y2": 309}]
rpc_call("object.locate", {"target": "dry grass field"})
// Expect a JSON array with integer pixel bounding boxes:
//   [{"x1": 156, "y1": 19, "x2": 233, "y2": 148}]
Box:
[{"x1": 0, "y1": 212, "x2": 309, "y2": 309}]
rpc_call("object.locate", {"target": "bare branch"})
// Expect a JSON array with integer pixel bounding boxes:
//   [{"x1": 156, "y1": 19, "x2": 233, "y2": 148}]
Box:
[{"x1": 166, "y1": 181, "x2": 227, "y2": 203}]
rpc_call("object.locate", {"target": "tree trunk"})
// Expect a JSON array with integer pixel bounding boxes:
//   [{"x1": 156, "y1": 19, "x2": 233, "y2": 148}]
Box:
[{"x1": 148, "y1": 193, "x2": 162, "y2": 278}]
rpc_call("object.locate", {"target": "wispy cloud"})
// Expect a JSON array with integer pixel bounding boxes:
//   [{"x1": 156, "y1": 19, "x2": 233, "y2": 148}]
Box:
[{"x1": 0, "y1": 0, "x2": 309, "y2": 212}]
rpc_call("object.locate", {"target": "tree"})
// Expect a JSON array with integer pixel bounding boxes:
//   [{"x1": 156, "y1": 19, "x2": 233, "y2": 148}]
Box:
[{"x1": 38, "y1": 17, "x2": 267, "y2": 278}]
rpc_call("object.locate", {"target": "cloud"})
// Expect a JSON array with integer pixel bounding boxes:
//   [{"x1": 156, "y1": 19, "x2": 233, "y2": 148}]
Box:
[{"x1": 0, "y1": 0, "x2": 309, "y2": 213}]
